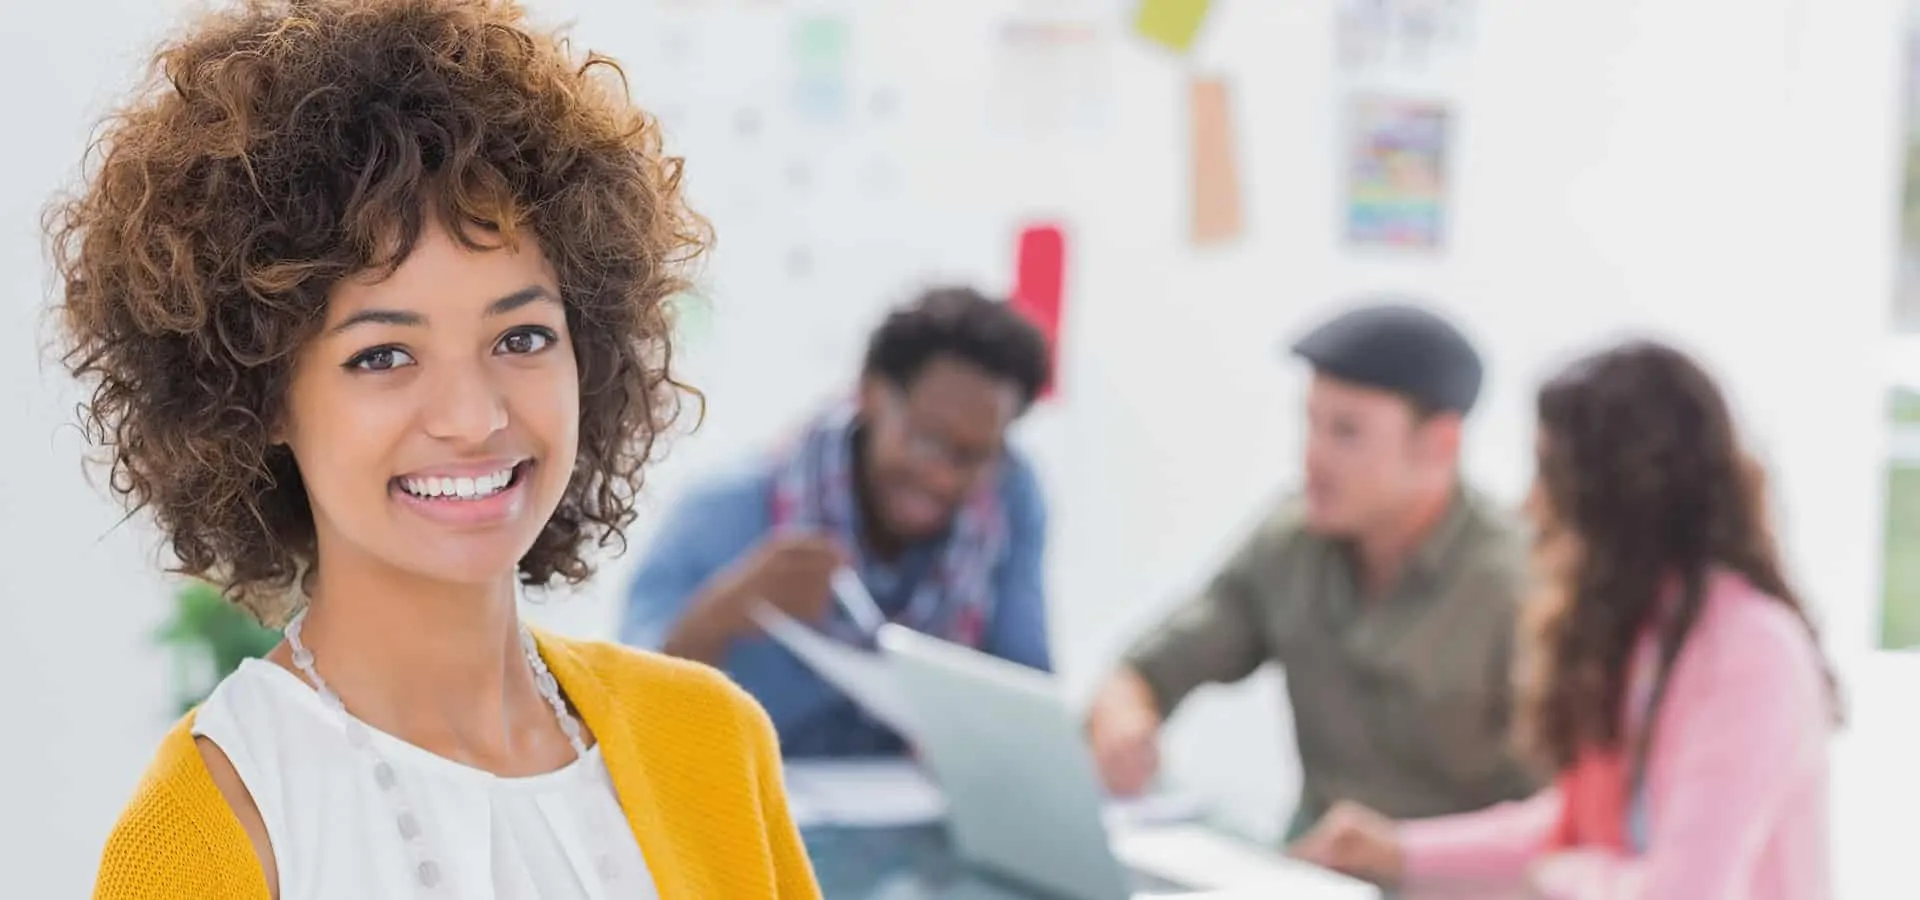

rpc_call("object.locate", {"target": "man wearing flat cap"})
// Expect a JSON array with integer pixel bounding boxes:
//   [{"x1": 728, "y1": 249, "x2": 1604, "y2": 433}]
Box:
[{"x1": 1085, "y1": 301, "x2": 1539, "y2": 842}]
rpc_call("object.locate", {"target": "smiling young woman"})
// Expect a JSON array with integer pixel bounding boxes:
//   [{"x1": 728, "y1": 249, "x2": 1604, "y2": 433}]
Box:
[{"x1": 55, "y1": 1, "x2": 819, "y2": 898}]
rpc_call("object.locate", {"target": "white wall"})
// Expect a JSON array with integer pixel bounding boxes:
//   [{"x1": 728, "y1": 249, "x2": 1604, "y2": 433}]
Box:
[
  {"x1": 0, "y1": 0, "x2": 239, "y2": 890},
  {"x1": 1, "y1": 0, "x2": 1910, "y2": 895}
]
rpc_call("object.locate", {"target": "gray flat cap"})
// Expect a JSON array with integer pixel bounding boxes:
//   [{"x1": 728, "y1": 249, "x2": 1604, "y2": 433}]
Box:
[{"x1": 1288, "y1": 302, "x2": 1484, "y2": 414}]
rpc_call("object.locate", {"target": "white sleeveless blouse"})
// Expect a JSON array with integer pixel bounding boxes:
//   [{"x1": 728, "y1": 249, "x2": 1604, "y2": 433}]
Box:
[{"x1": 191, "y1": 658, "x2": 658, "y2": 900}]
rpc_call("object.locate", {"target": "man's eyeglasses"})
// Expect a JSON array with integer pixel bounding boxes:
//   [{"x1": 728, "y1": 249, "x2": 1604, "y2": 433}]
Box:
[{"x1": 882, "y1": 388, "x2": 1000, "y2": 476}]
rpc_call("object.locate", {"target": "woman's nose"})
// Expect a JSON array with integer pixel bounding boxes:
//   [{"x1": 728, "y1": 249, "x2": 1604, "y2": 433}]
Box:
[{"x1": 420, "y1": 363, "x2": 509, "y2": 444}]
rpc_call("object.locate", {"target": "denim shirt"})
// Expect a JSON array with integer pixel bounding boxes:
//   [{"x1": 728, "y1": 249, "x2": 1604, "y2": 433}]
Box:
[{"x1": 620, "y1": 451, "x2": 1052, "y2": 757}]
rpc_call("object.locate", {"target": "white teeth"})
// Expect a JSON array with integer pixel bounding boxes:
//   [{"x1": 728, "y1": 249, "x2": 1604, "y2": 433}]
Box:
[{"x1": 399, "y1": 465, "x2": 517, "y2": 501}]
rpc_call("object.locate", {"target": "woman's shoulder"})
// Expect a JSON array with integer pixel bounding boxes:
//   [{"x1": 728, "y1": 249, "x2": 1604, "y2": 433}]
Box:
[
  {"x1": 540, "y1": 630, "x2": 746, "y2": 693},
  {"x1": 536, "y1": 631, "x2": 776, "y2": 737},
  {"x1": 94, "y1": 715, "x2": 268, "y2": 899},
  {"x1": 1682, "y1": 568, "x2": 1829, "y2": 708},
  {"x1": 1696, "y1": 569, "x2": 1821, "y2": 658}
]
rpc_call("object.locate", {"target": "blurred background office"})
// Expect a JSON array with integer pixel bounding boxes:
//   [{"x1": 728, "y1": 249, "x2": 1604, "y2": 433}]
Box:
[{"x1": 3, "y1": 0, "x2": 1918, "y2": 896}]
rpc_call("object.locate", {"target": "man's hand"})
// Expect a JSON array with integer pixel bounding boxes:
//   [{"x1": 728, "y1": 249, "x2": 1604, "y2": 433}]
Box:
[
  {"x1": 663, "y1": 532, "x2": 845, "y2": 664},
  {"x1": 1085, "y1": 667, "x2": 1164, "y2": 797},
  {"x1": 732, "y1": 532, "x2": 845, "y2": 623}
]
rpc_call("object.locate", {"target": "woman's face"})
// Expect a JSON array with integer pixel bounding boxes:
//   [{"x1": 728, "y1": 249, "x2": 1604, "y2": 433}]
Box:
[{"x1": 281, "y1": 217, "x2": 579, "y2": 589}]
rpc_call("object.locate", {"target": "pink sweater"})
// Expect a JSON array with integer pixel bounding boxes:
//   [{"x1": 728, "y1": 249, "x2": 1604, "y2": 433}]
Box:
[{"x1": 1397, "y1": 570, "x2": 1832, "y2": 900}]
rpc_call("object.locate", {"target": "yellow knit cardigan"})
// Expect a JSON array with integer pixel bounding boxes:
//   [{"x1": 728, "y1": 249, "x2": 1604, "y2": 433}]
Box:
[{"x1": 92, "y1": 631, "x2": 823, "y2": 899}]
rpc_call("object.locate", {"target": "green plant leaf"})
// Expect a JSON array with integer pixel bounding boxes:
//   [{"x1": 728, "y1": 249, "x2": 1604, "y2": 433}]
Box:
[{"x1": 156, "y1": 580, "x2": 282, "y2": 713}]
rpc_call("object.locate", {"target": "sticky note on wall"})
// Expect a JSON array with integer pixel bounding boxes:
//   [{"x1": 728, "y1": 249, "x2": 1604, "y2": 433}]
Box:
[
  {"x1": 1190, "y1": 75, "x2": 1243, "y2": 244},
  {"x1": 795, "y1": 16, "x2": 847, "y2": 65},
  {"x1": 792, "y1": 15, "x2": 851, "y2": 124},
  {"x1": 1134, "y1": 0, "x2": 1213, "y2": 54},
  {"x1": 1011, "y1": 224, "x2": 1066, "y2": 400}
]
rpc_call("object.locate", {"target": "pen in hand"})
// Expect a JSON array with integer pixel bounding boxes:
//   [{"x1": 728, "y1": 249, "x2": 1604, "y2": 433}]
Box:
[{"x1": 830, "y1": 567, "x2": 888, "y2": 636}]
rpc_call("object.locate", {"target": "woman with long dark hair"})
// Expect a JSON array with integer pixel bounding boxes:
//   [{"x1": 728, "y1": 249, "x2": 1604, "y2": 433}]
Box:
[{"x1": 1291, "y1": 340, "x2": 1838, "y2": 899}]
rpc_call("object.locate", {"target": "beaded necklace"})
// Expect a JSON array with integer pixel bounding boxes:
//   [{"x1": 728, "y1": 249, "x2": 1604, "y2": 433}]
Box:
[{"x1": 283, "y1": 611, "x2": 629, "y2": 895}]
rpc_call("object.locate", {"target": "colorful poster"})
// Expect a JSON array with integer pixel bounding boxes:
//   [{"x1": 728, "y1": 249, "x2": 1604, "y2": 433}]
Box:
[
  {"x1": 1189, "y1": 75, "x2": 1244, "y2": 245},
  {"x1": 791, "y1": 14, "x2": 851, "y2": 125},
  {"x1": 1343, "y1": 96, "x2": 1451, "y2": 251},
  {"x1": 1133, "y1": 0, "x2": 1214, "y2": 55}
]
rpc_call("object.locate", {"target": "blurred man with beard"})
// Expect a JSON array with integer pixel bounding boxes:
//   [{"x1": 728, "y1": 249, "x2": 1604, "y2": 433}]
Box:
[{"x1": 624, "y1": 286, "x2": 1053, "y2": 757}]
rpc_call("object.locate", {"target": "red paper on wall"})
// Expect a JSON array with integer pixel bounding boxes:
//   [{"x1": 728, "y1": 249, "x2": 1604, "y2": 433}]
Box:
[{"x1": 1010, "y1": 224, "x2": 1066, "y2": 400}]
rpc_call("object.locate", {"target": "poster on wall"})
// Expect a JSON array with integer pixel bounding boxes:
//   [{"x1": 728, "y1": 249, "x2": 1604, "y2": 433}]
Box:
[
  {"x1": 988, "y1": 9, "x2": 1114, "y2": 139},
  {"x1": 1336, "y1": 0, "x2": 1475, "y2": 76},
  {"x1": 1341, "y1": 95, "x2": 1451, "y2": 251},
  {"x1": 791, "y1": 14, "x2": 852, "y2": 125},
  {"x1": 1189, "y1": 75, "x2": 1244, "y2": 245}
]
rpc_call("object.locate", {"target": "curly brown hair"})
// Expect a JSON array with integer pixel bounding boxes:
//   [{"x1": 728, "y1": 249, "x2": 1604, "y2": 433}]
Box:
[
  {"x1": 1514, "y1": 340, "x2": 1840, "y2": 774},
  {"x1": 48, "y1": 0, "x2": 707, "y2": 619}
]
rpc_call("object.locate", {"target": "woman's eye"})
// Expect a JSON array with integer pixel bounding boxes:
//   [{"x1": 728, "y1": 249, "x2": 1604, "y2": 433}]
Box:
[
  {"x1": 498, "y1": 327, "x2": 555, "y2": 356},
  {"x1": 346, "y1": 346, "x2": 415, "y2": 372}
]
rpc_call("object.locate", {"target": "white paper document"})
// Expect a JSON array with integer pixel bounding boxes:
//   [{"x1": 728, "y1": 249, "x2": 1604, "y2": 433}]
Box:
[
  {"x1": 749, "y1": 602, "x2": 921, "y2": 741},
  {"x1": 782, "y1": 758, "x2": 948, "y2": 828},
  {"x1": 1102, "y1": 788, "x2": 1208, "y2": 831},
  {"x1": 1112, "y1": 824, "x2": 1375, "y2": 899}
]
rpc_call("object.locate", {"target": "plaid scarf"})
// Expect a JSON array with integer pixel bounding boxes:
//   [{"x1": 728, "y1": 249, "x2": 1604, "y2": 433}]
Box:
[{"x1": 769, "y1": 401, "x2": 1006, "y2": 648}]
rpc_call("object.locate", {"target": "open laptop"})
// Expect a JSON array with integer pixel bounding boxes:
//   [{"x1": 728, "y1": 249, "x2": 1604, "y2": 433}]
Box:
[{"x1": 874, "y1": 623, "x2": 1195, "y2": 900}]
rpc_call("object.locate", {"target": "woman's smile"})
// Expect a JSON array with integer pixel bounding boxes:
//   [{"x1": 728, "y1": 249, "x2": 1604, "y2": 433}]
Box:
[{"x1": 389, "y1": 457, "x2": 537, "y2": 529}]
